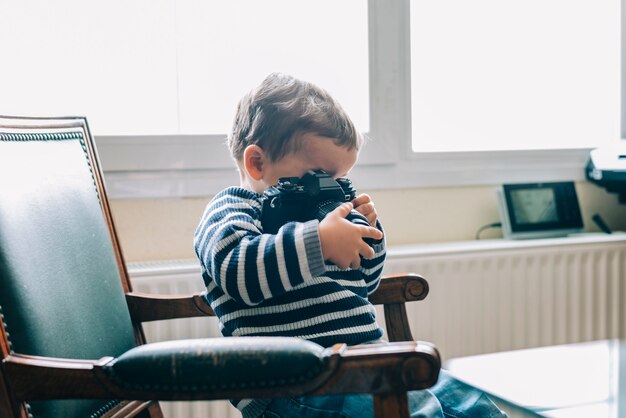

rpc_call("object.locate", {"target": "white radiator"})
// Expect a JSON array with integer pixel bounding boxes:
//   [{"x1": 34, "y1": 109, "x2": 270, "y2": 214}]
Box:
[{"x1": 128, "y1": 234, "x2": 626, "y2": 418}]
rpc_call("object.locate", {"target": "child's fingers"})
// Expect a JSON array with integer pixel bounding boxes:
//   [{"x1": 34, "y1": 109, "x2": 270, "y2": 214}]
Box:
[
  {"x1": 351, "y1": 193, "x2": 371, "y2": 207},
  {"x1": 349, "y1": 256, "x2": 362, "y2": 270},
  {"x1": 353, "y1": 202, "x2": 378, "y2": 226},
  {"x1": 358, "y1": 240, "x2": 376, "y2": 259},
  {"x1": 355, "y1": 202, "x2": 375, "y2": 216},
  {"x1": 360, "y1": 225, "x2": 383, "y2": 240},
  {"x1": 332, "y1": 202, "x2": 353, "y2": 218}
]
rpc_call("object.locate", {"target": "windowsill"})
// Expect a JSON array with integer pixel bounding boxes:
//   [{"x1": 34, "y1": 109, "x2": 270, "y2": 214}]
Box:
[
  {"x1": 95, "y1": 135, "x2": 596, "y2": 199},
  {"x1": 126, "y1": 233, "x2": 626, "y2": 274}
]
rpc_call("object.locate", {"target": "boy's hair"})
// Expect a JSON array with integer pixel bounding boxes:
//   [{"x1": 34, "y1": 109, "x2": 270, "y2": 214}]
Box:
[{"x1": 228, "y1": 72, "x2": 362, "y2": 162}]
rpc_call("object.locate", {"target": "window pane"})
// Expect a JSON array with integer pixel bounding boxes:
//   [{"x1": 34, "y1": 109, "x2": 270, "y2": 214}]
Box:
[
  {"x1": 0, "y1": 1, "x2": 368, "y2": 136},
  {"x1": 177, "y1": 0, "x2": 369, "y2": 134},
  {"x1": 0, "y1": 0, "x2": 179, "y2": 136},
  {"x1": 410, "y1": 0, "x2": 620, "y2": 152}
]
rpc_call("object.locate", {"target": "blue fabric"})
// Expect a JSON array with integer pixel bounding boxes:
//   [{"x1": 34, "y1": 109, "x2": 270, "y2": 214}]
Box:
[{"x1": 256, "y1": 370, "x2": 507, "y2": 418}]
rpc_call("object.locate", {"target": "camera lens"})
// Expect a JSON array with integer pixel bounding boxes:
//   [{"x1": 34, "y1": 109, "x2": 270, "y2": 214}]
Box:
[
  {"x1": 314, "y1": 199, "x2": 372, "y2": 227},
  {"x1": 314, "y1": 200, "x2": 374, "y2": 247}
]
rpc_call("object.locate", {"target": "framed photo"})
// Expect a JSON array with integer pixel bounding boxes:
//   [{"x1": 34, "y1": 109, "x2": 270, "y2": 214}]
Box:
[{"x1": 497, "y1": 182, "x2": 584, "y2": 239}]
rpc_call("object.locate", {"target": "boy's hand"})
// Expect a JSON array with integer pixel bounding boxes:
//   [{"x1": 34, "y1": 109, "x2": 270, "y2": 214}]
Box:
[
  {"x1": 352, "y1": 193, "x2": 378, "y2": 226},
  {"x1": 318, "y1": 202, "x2": 383, "y2": 269}
]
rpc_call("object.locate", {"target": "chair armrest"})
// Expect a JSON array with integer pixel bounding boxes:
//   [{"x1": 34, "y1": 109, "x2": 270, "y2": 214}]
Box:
[
  {"x1": 126, "y1": 273, "x2": 428, "y2": 323},
  {"x1": 2, "y1": 338, "x2": 440, "y2": 402},
  {"x1": 126, "y1": 292, "x2": 214, "y2": 323},
  {"x1": 310, "y1": 341, "x2": 440, "y2": 396},
  {"x1": 370, "y1": 274, "x2": 429, "y2": 342},
  {"x1": 1, "y1": 353, "x2": 114, "y2": 400},
  {"x1": 126, "y1": 274, "x2": 428, "y2": 322},
  {"x1": 369, "y1": 273, "x2": 429, "y2": 305},
  {"x1": 126, "y1": 274, "x2": 428, "y2": 341}
]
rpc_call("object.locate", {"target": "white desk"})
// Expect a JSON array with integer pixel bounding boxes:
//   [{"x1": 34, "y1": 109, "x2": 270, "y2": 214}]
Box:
[{"x1": 445, "y1": 340, "x2": 626, "y2": 418}]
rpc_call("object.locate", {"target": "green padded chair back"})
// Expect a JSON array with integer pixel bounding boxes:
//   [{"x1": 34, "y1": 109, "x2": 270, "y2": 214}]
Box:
[{"x1": 0, "y1": 117, "x2": 138, "y2": 418}]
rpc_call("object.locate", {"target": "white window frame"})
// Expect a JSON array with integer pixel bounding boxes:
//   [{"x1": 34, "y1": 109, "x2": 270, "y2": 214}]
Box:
[{"x1": 97, "y1": 0, "x2": 624, "y2": 199}]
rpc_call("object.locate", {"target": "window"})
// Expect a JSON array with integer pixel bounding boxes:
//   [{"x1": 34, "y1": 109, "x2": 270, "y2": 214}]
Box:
[
  {"x1": 177, "y1": 0, "x2": 369, "y2": 135},
  {"x1": 410, "y1": 0, "x2": 621, "y2": 152},
  {"x1": 0, "y1": 1, "x2": 180, "y2": 136},
  {"x1": 1, "y1": 0, "x2": 622, "y2": 198},
  {"x1": 0, "y1": 0, "x2": 368, "y2": 135}
]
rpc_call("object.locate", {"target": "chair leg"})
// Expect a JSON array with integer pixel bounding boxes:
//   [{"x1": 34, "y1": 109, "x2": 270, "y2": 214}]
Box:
[
  {"x1": 146, "y1": 402, "x2": 164, "y2": 418},
  {"x1": 373, "y1": 391, "x2": 410, "y2": 418}
]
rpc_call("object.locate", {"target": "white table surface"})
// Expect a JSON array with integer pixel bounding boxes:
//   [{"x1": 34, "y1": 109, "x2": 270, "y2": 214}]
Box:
[{"x1": 445, "y1": 340, "x2": 626, "y2": 418}]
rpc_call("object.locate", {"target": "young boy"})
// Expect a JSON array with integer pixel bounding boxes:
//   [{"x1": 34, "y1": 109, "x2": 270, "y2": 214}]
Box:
[{"x1": 194, "y1": 73, "x2": 506, "y2": 418}]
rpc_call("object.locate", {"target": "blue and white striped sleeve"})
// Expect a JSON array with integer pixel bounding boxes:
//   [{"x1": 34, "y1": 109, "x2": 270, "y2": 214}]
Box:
[
  {"x1": 194, "y1": 188, "x2": 327, "y2": 306},
  {"x1": 359, "y1": 220, "x2": 387, "y2": 295}
]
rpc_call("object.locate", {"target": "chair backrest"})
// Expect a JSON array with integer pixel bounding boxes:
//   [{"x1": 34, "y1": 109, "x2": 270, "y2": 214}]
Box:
[{"x1": 0, "y1": 116, "x2": 140, "y2": 418}]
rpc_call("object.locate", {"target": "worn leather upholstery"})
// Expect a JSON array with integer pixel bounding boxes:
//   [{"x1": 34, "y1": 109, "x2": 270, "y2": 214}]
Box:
[
  {"x1": 0, "y1": 132, "x2": 137, "y2": 418},
  {"x1": 105, "y1": 337, "x2": 327, "y2": 390},
  {"x1": 0, "y1": 119, "x2": 443, "y2": 418}
]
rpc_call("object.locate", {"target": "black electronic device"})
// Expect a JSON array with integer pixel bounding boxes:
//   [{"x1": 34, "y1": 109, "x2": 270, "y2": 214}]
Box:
[
  {"x1": 586, "y1": 144, "x2": 626, "y2": 203},
  {"x1": 260, "y1": 169, "x2": 369, "y2": 234},
  {"x1": 496, "y1": 181, "x2": 584, "y2": 239}
]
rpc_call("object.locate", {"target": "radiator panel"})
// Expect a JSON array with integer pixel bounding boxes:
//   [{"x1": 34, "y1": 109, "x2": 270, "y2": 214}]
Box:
[
  {"x1": 128, "y1": 235, "x2": 626, "y2": 418},
  {"x1": 381, "y1": 240, "x2": 626, "y2": 360}
]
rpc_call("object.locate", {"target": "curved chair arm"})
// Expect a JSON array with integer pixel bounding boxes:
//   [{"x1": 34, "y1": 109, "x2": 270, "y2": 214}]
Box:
[
  {"x1": 126, "y1": 273, "x2": 428, "y2": 342},
  {"x1": 3, "y1": 337, "x2": 440, "y2": 416},
  {"x1": 368, "y1": 273, "x2": 429, "y2": 305},
  {"x1": 126, "y1": 292, "x2": 215, "y2": 322},
  {"x1": 126, "y1": 273, "x2": 428, "y2": 323},
  {"x1": 370, "y1": 273, "x2": 429, "y2": 342}
]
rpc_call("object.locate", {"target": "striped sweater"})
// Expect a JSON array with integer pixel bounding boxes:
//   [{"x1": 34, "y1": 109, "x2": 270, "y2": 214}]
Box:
[{"x1": 193, "y1": 186, "x2": 386, "y2": 348}]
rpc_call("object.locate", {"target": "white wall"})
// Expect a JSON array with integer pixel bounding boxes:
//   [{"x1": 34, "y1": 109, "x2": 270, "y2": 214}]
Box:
[{"x1": 110, "y1": 181, "x2": 626, "y2": 262}]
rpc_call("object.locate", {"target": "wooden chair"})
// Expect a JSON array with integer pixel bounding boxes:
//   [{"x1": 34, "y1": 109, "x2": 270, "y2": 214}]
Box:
[{"x1": 0, "y1": 116, "x2": 440, "y2": 418}]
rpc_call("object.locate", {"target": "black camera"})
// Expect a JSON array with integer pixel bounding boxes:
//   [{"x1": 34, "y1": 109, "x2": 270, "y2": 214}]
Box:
[{"x1": 260, "y1": 169, "x2": 369, "y2": 234}]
